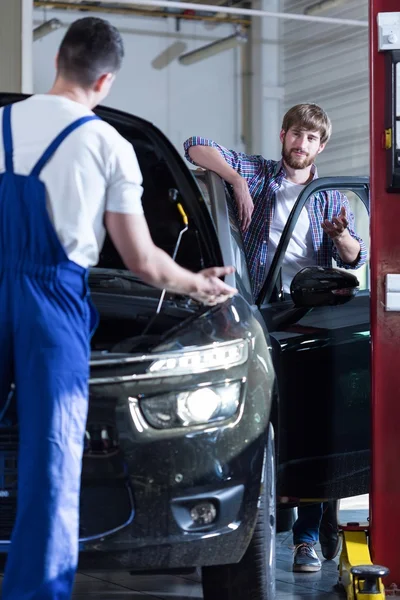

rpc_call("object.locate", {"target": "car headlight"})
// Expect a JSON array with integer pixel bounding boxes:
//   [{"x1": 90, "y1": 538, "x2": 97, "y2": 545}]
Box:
[
  {"x1": 138, "y1": 381, "x2": 242, "y2": 429},
  {"x1": 148, "y1": 339, "x2": 248, "y2": 377}
]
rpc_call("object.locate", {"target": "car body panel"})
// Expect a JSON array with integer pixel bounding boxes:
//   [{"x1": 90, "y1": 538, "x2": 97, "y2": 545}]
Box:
[{"x1": 265, "y1": 293, "x2": 370, "y2": 500}]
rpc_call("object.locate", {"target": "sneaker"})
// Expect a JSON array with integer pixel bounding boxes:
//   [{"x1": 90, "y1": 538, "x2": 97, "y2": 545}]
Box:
[
  {"x1": 319, "y1": 501, "x2": 341, "y2": 560},
  {"x1": 293, "y1": 543, "x2": 322, "y2": 573}
]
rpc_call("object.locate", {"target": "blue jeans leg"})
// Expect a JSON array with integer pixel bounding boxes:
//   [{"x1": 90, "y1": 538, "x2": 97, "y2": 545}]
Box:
[{"x1": 293, "y1": 503, "x2": 323, "y2": 545}]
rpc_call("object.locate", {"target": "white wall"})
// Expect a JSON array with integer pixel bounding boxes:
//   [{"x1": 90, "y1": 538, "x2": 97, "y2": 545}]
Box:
[
  {"x1": 33, "y1": 8, "x2": 243, "y2": 156},
  {"x1": 0, "y1": 0, "x2": 33, "y2": 93}
]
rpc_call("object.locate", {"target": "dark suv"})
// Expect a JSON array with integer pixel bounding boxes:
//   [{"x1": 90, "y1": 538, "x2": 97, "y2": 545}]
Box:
[{"x1": 0, "y1": 94, "x2": 370, "y2": 600}]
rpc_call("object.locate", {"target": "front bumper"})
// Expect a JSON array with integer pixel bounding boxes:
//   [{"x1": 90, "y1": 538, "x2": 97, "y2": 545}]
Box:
[{"x1": 74, "y1": 351, "x2": 269, "y2": 571}]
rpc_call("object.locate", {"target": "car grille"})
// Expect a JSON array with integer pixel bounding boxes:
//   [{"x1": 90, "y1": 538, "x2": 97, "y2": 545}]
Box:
[
  {"x1": 0, "y1": 426, "x2": 134, "y2": 542},
  {"x1": 79, "y1": 484, "x2": 134, "y2": 540},
  {"x1": 0, "y1": 426, "x2": 18, "y2": 451},
  {"x1": 0, "y1": 425, "x2": 19, "y2": 541},
  {"x1": 0, "y1": 498, "x2": 17, "y2": 540}
]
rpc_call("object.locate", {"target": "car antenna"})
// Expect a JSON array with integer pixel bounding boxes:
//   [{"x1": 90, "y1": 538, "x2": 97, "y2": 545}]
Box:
[{"x1": 141, "y1": 188, "x2": 189, "y2": 336}]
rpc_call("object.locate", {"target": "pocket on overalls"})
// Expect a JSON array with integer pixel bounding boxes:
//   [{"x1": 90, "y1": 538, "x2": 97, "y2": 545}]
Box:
[{"x1": 83, "y1": 275, "x2": 99, "y2": 339}]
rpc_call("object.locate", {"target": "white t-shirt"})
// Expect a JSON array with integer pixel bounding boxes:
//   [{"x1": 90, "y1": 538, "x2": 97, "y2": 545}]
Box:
[
  {"x1": 0, "y1": 95, "x2": 144, "y2": 268},
  {"x1": 266, "y1": 178, "x2": 316, "y2": 293}
]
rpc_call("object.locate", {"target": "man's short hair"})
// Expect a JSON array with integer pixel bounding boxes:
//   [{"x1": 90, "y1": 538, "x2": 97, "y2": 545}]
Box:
[
  {"x1": 57, "y1": 17, "x2": 124, "y2": 87},
  {"x1": 281, "y1": 103, "x2": 332, "y2": 145}
]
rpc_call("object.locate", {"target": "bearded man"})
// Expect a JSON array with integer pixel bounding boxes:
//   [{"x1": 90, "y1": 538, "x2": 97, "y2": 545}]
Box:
[{"x1": 183, "y1": 103, "x2": 366, "y2": 572}]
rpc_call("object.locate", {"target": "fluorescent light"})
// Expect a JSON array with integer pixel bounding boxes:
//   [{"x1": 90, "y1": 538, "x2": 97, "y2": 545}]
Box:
[
  {"x1": 151, "y1": 41, "x2": 188, "y2": 70},
  {"x1": 90, "y1": 0, "x2": 368, "y2": 28},
  {"x1": 33, "y1": 18, "x2": 62, "y2": 41},
  {"x1": 304, "y1": 0, "x2": 345, "y2": 16},
  {"x1": 179, "y1": 28, "x2": 247, "y2": 66}
]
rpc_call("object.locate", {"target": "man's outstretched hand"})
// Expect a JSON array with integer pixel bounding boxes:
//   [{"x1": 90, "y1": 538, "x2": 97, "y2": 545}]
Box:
[
  {"x1": 321, "y1": 206, "x2": 348, "y2": 239},
  {"x1": 321, "y1": 206, "x2": 361, "y2": 265},
  {"x1": 190, "y1": 266, "x2": 238, "y2": 306}
]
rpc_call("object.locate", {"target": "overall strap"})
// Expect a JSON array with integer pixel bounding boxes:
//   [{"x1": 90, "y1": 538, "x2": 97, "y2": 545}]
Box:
[
  {"x1": 2, "y1": 105, "x2": 14, "y2": 172},
  {"x1": 30, "y1": 115, "x2": 100, "y2": 178}
]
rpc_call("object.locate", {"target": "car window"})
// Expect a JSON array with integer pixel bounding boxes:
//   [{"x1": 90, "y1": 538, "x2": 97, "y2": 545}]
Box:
[
  {"x1": 224, "y1": 189, "x2": 253, "y2": 298},
  {"x1": 331, "y1": 189, "x2": 370, "y2": 291},
  {"x1": 192, "y1": 171, "x2": 253, "y2": 302},
  {"x1": 272, "y1": 189, "x2": 370, "y2": 293},
  {"x1": 193, "y1": 172, "x2": 213, "y2": 219},
  {"x1": 258, "y1": 178, "x2": 370, "y2": 305}
]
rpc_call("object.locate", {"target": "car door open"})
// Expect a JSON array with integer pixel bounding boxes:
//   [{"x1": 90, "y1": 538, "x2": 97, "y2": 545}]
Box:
[{"x1": 258, "y1": 177, "x2": 371, "y2": 503}]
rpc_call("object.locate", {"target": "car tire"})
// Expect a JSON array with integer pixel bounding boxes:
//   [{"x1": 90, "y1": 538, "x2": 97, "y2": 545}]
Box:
[{"x1": 202, "y1": 423, "x2": 276, "y2": 600}]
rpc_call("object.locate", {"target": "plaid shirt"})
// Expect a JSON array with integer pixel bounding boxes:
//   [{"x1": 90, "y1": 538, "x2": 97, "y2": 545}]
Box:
[{"x1": 184, "y1": 137, "x2": 367, "y2": 297}]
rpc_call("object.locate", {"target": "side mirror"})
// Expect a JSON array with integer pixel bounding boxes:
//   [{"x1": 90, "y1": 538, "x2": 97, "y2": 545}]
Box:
[{"x1": 290, "y1": 267, "x2": 359, "y2": 308}]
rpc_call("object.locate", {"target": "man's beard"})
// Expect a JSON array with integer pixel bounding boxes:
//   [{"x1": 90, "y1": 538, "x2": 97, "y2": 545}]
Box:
[{"x1": 282, "y1": 142, "x2": 316, "y2": 170}]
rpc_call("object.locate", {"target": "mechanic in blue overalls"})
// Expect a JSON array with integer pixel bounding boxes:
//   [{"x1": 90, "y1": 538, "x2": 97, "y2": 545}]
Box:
[{"x1": 0, "y1": 17, "x2": 236, "y2": 600}]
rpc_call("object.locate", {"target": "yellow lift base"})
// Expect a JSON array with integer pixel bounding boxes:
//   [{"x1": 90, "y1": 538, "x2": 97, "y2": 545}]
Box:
[{"x1": 338, "y1": 524, "x2": 389, "y2": 599}]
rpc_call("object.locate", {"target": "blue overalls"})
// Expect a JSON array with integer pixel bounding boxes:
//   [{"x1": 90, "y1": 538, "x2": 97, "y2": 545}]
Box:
[{"x1": 0, "y1": 104, "x2": 99, "y2": 599}]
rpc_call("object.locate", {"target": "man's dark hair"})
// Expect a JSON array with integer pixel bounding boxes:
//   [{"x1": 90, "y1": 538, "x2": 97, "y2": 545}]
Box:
[{"x1": 57, "y1": 17, "x2": 124, "y2": 87}]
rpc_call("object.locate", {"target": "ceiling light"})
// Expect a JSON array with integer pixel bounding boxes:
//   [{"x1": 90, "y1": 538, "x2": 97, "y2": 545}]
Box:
[
  {"x1": 151, "y1": 41, "x2": 188, "y2": 70},
  {"x1": 33, "y1": 18, "x2": 62, "y2": 41},
  {"x1": 178, "y1": 27, "x2": 247, "y2": 66},
  {"x1": 304, "y1": 0, "x2": 345, "y2": 16}
]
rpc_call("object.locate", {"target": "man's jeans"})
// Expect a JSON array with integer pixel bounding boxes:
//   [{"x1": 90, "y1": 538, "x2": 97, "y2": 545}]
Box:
[{"x1": 293, "y1": 503, "x2": 323, "y2": 545}]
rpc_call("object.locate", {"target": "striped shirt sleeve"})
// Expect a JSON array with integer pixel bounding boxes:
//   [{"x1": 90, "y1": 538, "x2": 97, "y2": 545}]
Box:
[
  {"x1": 331, "y1": 193, "x2": 368, "y2": 270},
  {"x1": 183, "y1": 136, "x2": 263, "y2": 181}
]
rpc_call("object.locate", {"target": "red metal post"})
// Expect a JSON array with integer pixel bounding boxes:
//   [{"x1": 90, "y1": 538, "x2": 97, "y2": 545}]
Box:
[{"x1": 370, "y1": 0, "x2": 400, "y2": 588}]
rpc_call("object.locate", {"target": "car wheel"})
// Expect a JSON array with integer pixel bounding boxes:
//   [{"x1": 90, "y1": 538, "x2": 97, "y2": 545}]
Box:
[{"x1": 202, "y1": 423, "x2": 276, "y2": 600}]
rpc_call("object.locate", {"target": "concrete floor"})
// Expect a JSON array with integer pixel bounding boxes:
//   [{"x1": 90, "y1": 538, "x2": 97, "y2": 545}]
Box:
[
  {"x1": 69, "y1": 495, "x2": 369, "y2": 599},
  {"x1": 0, "y1": 495, "x2": 369, "y2": 598}
]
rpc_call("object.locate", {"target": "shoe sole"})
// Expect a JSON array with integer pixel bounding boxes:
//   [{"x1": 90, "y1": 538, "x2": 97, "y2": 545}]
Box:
[
  {"x1": 320, "y1": 500, "x2": 341, "y2": 560},
  {"x1": 320, "y1": 537, "x2": 341, "y2": 561},
  {"x1": 293, "y1": 564, "x2": 322, "y2": 573}
]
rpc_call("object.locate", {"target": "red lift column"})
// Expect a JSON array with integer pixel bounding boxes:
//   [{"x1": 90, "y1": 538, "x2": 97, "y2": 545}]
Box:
[{"x1": 370, "y1": 0, "x2": 400, "y2": 589}]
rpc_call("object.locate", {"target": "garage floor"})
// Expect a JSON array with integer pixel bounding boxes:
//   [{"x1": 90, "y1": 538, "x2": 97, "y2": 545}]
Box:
[
  {"x1": 1, "y1": 496, "x2": 369, "y2": 599},
  {"x1": 69, "y1": 495, "x2": 368, "y2": 599}
]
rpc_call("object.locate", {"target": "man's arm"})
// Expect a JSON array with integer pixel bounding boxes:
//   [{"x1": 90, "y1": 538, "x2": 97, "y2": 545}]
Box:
[
  {"x1": 322, "y1": 206, "x2": 361, "y2": 264},
  {"x1": 184, "y1": 137, "x2": 263, "y2": 232},
  {"x1": 322, "y1": 194, "x2": 367, "y2": 269},
  {"x1": 105, "y1": 211, "x2": 237, "y2": 305},
  {"x1": 188, "y1": 146, "x2": 254, "y2": 230},
  {"x1": 188, "y1": 145, "x2": 244, "y2": 186}
]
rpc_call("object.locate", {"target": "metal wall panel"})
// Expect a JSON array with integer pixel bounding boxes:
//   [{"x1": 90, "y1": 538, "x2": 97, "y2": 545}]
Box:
[{"x1": 282, "y1": 0, "x2": 368, "y2": 176}]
